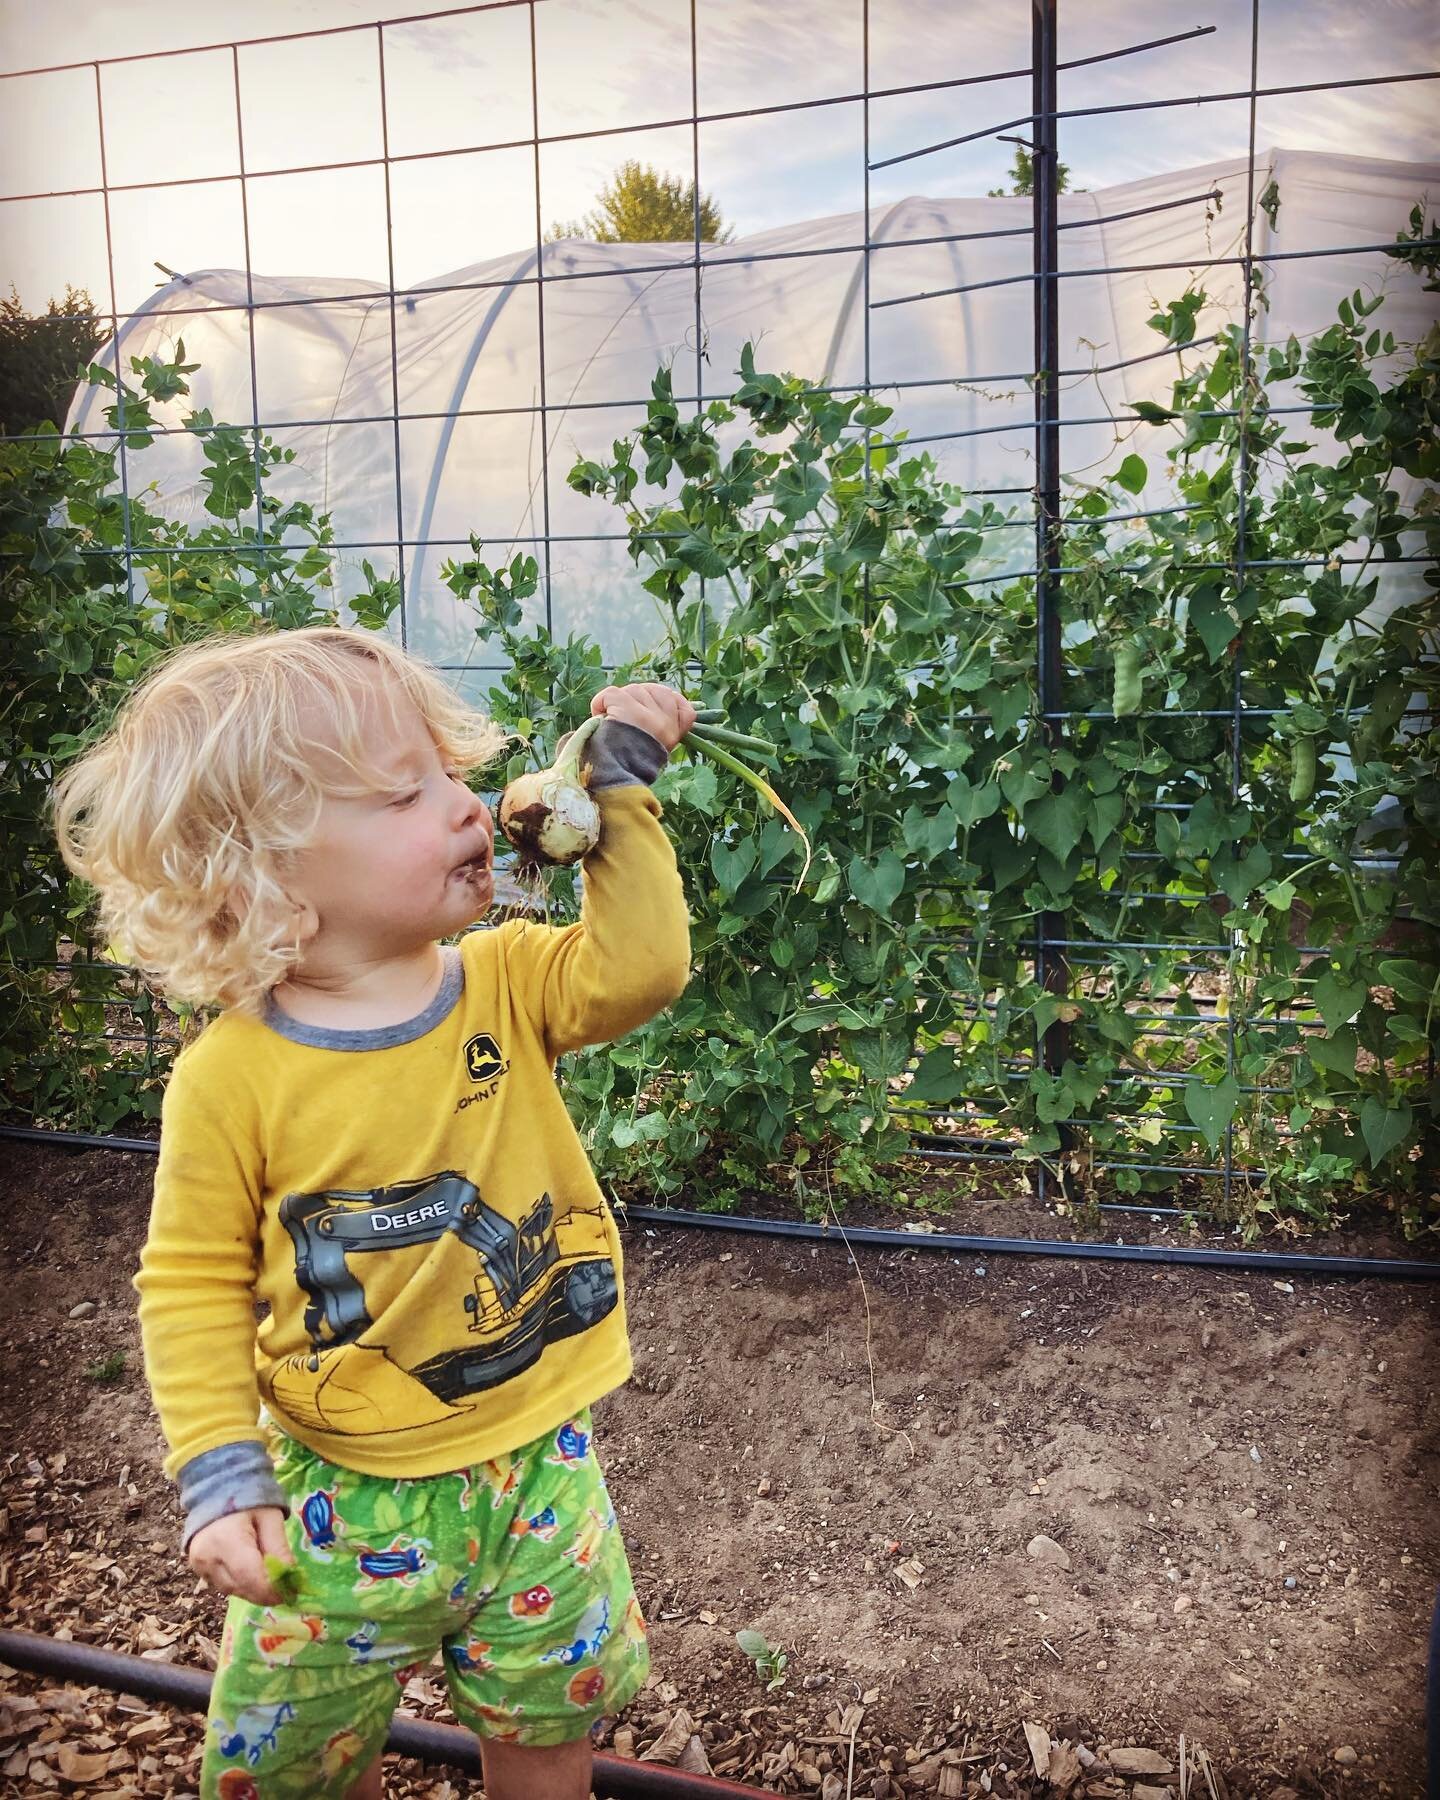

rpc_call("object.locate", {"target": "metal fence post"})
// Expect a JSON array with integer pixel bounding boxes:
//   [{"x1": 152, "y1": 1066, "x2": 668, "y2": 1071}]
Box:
[{"x1": 1030, "y1": 0, "x2": 1076, "y2": 1206}]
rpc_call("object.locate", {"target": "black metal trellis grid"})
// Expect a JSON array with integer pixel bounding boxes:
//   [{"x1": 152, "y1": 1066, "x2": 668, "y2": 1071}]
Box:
[{"x1": 2, "y1": 0, "x2": 1435, "y2": 1209}]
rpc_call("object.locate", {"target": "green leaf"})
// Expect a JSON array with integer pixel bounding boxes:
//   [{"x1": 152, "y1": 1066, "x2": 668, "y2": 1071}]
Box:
[
  {"x1": 757, "y1": 815, "x2": 796, "y2": 876},
  {"x1": 907, "y1": 1046, "x2": 965, "y2": 1103},
  {"x1": 1087, "y1": 790, "x2": 1125, "y2": 852},
  {"x1": 1114, "y1": 454, "x2": 1147, "y2": 495},
  {"x1": 986, "y1": 827, "x2": 1033, "y2": 894},
  {"x1": 612, "y1": 1111, "x2": 670, "y2": 1149},
  {"x1": 998, "y1": 758, "x2": 1050, "y2": 814},
  {"x1": 850, "y1": 1025, "x2": 911, "y2": 1082},
  {"x1": 771, "y1": 461, "x2": 827, "y2": 522},
  {"x1": 1312, "y1": 968, "x2": 1368, "y2": 1033},
  {"x1": 1360, "y1": 1096, "x2": 1412, "y2": 1168},
  {"x1": 946, "y1": 771, "x2": 1001, "y2": 827},
  {"x1": 1181, "y1": 792, "x2": 1234, "y2": 858},
  {"x1": 901, "y1": 802, "x2": 958, "y2": 862},
  {"x1": 1211, "y1": 841, "x2": 1272, "y2": 905},
  {"x1": 1022, "y1": 786, "x2": 1087, "y2": 862},
  {"x1": 1184, "y1": 1074, "x2": 1241, "y2": 1152},
  {"x1": 842, "y1": 507, "x2": 888, "y2": 565},
  {"x1": 1035, "y1": 842, "x2": 1083, "y2": 902},
  {"x1": 847, "y1": 850, "x2": 906, "y2": 914},
  {"x1": 1376, "y1": 958, "x2": 1437, "y2": 1005},
  {"x1": 977, "y1": 680, "x2": 1031, "y2": 741},
  {"x1": 1147, "y1": 290, "x2": 1206, "y2": 347},
  {"x1": 1188, "y1": 585, "x2": 1241, "y2": 664},
  {"x1": 373, "y1": 1492, "x2": 404, "y2": 1534},
  {"x1": 1032, "y1": 1069, "x2": 1075, "y2": 1125},
  {"x1": 671, "y1": 759, "x2": 720, "y2": 815},
  {"x1": 711, "y1": 836, "x2": 758, "y2": 896},
  {"x1": 1155, "y1": 808, "x2": 1184, "y2": 862},
  {"x1": 790, "y1": 999, "x2": 876, "y2": 1032},
  {"x1": 1034, "y1": 995, "x2": 1084, "y2": 1037},
  {"x1": 1307, "y1": 1027, "x2": 1357, "y2": 1077},
  {"x1": 674, "y1": 531, "x2": 729, "y2": 578},
  {"x1": 1130, "y1": 400, "x2": 1179, "y2": 425}
]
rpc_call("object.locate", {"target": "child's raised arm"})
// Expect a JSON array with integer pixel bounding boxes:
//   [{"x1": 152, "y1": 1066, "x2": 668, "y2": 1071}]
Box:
[{"x1": 500, "y1": 686, "x2": 694, "y2": 1061}]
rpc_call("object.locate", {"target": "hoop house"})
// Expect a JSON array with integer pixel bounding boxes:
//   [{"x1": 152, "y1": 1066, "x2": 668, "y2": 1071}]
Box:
[{"x1": 68, "y1": 146, "x2": 1438, "y2": 679}]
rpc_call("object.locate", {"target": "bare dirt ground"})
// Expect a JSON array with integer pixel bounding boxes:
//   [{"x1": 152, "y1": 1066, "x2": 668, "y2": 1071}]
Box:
[{"x1": 1, "y1": 1138, "x2": 1436, "y2": 1798}]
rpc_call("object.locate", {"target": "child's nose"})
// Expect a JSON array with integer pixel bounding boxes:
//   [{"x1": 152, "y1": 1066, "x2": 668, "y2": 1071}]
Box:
[{"x1": 454, "y1": 782, "x2": 489, "y2": 836}]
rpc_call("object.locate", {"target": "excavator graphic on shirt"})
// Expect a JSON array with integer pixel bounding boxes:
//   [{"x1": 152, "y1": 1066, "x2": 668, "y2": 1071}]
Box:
[{"x1": 267, "y1": 1173, "x2": 618, "y2": 1437}]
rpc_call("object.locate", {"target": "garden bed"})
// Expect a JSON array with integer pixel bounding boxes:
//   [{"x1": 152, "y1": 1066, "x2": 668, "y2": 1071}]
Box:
[{"x1": 0, "y1": 1139, "x2": 1435, "y2": 1797}]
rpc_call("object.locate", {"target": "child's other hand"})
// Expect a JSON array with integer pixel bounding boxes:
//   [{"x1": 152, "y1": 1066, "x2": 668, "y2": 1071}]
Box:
[
  {"x1": 590, "y1": 683, "x2": 696, "y2": 753},
  {"x1": 188, "y1": 1506, "x2": 294, "y2": 1606}
]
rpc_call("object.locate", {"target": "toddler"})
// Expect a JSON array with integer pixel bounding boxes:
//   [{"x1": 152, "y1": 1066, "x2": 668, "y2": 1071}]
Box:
[{"x1": 54, "y1": 626, "x2": 694, "y2": 1800}]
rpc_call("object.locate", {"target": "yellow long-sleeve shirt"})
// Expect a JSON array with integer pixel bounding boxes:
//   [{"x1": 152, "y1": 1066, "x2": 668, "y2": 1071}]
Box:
[{"x1": 134, "y1": 780, "x2": 689, "y2": 1497}]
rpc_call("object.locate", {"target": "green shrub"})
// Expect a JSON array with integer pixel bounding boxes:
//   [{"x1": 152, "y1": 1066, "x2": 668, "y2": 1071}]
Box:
[{"x1": 0, "y1": 341, "x2": 398, "y2": 1128}]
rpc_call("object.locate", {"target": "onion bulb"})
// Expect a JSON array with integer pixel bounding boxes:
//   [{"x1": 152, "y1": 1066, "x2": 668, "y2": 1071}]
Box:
[{"x1": 498, "y1": 715, "x2": 603, "y2": 866}]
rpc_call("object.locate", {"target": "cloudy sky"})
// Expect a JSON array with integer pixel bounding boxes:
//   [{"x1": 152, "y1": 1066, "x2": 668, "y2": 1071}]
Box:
[{"x1": 1, "y1": 0, "x2": 1434, "y2": 317}]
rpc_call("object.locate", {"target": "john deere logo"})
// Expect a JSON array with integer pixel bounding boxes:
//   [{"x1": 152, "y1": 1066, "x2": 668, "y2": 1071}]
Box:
[{"x1": 463, "y1": 1033, "x2": 506, "y2": 1083}]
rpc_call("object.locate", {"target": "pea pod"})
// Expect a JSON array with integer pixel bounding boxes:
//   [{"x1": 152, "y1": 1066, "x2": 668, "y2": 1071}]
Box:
[
  {"x1": 1111, "y1": 640, "x2": 1143, "y2": 718},
  {"x1": 1289, "y1": 734, "x2": 1319, "y2": 806},
  {"x1": 1355, "y1": 672, "x2": 1407, "y2": 763}
]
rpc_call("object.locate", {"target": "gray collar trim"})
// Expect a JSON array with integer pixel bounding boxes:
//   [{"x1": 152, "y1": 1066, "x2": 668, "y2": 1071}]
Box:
[{"x1": 263, "y1": 945, "x2": 464, "y2": 1050}]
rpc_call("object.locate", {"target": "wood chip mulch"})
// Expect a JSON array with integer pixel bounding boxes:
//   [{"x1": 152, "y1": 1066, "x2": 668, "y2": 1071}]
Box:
[{"x1": 1, "y1": 1453, "x2": 1311, "y2": 1798}]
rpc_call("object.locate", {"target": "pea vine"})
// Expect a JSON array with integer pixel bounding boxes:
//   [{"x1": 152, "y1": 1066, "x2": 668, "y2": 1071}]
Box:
[
  {"x1": 448, "y1": 210, "x2": 1438, "y2": 1233},
  {"x1": 3, "y1": 210, "x2": 1435, "y2": 1238}
]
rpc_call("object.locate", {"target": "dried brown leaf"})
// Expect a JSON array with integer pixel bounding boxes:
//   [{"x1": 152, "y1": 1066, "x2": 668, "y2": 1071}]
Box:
[
  {"x1": 56, "y1": 1745, "x2": 113, "y2": 1782},
  {"x1": 1022, "y1": 1720, "x2": 1053, "y2": 1780}
]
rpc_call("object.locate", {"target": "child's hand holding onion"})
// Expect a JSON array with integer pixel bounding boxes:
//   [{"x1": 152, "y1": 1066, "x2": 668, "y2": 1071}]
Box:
[
  {"x1": 497, "y1": 683, "x2": 811, "y2": 885},
  {"x1": 587, "y1": 682, "x2": 696, "y2": 750}
]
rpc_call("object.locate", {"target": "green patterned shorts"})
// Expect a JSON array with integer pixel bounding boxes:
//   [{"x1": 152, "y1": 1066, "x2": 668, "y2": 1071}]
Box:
[{"x1": 201, "y1": 1408, "x2": 649, "y2": 1799}]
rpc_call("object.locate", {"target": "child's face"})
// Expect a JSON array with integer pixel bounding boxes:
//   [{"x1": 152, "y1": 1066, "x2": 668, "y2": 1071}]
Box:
[{"x1": 285, "y1": 674, "x2": 495, "y2": 960}]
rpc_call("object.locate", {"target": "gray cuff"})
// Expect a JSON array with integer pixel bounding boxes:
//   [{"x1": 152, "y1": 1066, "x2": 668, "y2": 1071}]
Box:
[
  {"x1": 562, "y1": 717, "x2": 669, "y2": 790},
  {"x1": 177, "y1": 1439, "x2": 289, "y2": 1551}
]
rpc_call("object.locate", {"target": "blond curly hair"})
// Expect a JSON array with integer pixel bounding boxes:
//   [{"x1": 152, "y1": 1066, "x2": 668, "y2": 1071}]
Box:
[{"x1": 53, "y1": 627, "x2": 509, "y2": 1013}]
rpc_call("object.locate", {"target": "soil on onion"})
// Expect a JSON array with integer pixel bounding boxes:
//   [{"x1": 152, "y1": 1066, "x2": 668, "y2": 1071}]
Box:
[{"x1": 0, "y1": 1138, "x2": 1435, "y2": 1798}]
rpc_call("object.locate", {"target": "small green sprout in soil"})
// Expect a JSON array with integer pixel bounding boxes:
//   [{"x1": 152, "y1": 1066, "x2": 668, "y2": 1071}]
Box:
[
  {"x1": 84, "y1": 1351, "x2": 128, "y2": 1384},
  {"x1": 736, "y1": 1627, "x2": 788, "y2": 1690}
]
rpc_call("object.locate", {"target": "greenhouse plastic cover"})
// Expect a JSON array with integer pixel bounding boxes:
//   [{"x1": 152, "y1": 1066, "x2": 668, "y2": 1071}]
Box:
[{"x1": 69, "y1": 146, "x2": 1439, "y2": 680}]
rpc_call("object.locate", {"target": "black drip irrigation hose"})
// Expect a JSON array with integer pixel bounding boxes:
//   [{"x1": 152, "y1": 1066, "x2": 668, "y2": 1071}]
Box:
[
  {"x1": 5, "y1": 1124, "x2": 1438, "y2": 1281},
  {"x1": 0, "y1": 1629, "x2": 770, "y2": 1800},
  {"x1": 619, "y1": 1204, "x2": 1440, "y2": 1283},
  {"x1": 2, "y1": 1124, "x2": 160, "y2": 1154}
]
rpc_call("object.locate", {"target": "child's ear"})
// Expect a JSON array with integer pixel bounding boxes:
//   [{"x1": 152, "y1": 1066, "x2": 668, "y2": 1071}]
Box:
[
  {"x1": 274, "y1": 888, "x2": 319, "y2": 953},
  {"x1": 292, "y1": 897, "x2": 320, "y2": 948}
]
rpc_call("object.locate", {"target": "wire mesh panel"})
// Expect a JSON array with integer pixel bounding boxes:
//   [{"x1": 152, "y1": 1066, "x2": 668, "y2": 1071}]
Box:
[{"x1": 1, "y1": 0, "x2": 1435, "y2": 1218}]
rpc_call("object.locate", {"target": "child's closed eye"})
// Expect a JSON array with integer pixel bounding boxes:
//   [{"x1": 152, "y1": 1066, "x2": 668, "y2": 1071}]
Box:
[{"x1": 388, "y1": 788, "x2": 421, "y2": 809}]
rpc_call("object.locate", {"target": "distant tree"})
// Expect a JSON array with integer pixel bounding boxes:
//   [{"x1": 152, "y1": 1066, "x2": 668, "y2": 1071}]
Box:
[
  {"x1": 0, "y1": 286, "x2": 109, "y2": 437},
  {"x1": 988, "y1": 146, "x2": 1072, "y2": 197},
  {"x1": 546, "y1": 159, "x2": 734, "y2": 244}
]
